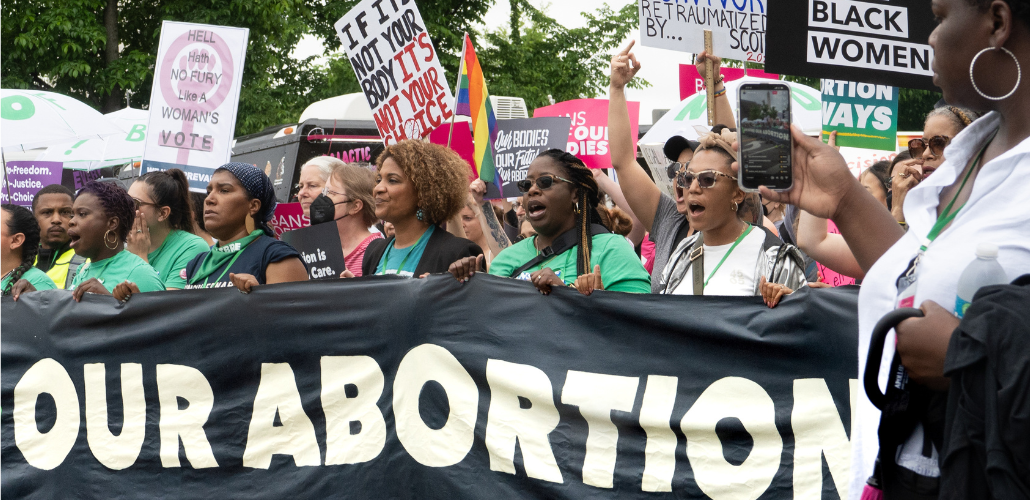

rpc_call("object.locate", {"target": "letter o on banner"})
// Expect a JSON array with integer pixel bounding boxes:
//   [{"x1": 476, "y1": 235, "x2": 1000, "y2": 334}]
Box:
[
  {"x1": 394, "y1": 344, "x2": 479, "y2": 467},
  {"x1": 14, "y1": 358, "x2": 81, "y2": 470},
  {"x1": 681, "y1": 377, "x2": 782, "y2": 500}
]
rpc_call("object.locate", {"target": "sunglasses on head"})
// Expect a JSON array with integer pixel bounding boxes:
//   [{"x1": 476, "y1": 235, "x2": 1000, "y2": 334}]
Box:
[
  {"x1": 908, "y1": 136, "x2": 951, "y2": 158},
  {"x1": 516, "y1": 174, "x2": 573, "y2": 193},
  {"x1": 675, "y1": 169, "x2": 737, "y2": 189}
]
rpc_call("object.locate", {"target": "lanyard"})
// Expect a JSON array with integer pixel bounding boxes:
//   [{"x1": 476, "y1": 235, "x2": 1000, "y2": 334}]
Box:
[
  {"x1": 704, "y1": 224, "x2": 753, "y2": 289},
  {"x1": 378, "y1": 227, "x2": 432, "y2": 275},
  {"x1": 204, "y1": 250, "x2": 247, "y2": 286},
  {"x1": 918, "y1": 128, "x2": 997, "y2": 254}
]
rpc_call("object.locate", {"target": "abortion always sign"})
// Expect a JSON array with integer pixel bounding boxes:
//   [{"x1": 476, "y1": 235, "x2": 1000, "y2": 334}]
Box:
[
  {"x1": 141, "y1": 21, "x2": 249, "y2": 191},
  {"x1": 639, "y1": 0, "x2": 768, "y2": 63},
  {"x1": 335, "y1": 0, "x2": 454, "y2": 145}
]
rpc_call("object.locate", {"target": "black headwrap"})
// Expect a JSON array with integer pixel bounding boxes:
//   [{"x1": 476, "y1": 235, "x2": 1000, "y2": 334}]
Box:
[{"x1": 214, "y1": 162, "x2": 277, "y2": 237}]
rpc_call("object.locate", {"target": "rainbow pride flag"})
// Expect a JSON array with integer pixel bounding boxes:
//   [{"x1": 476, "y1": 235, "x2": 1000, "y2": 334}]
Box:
[{"x1": 454, "y1": 34, "x2": 499, "y2": 190}]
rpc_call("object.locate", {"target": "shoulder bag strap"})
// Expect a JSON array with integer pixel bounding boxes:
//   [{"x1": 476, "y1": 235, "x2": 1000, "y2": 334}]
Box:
[
  {"x1": 689, "y1": 234, "x2": 705, "y2": 296},
  {"x1": 509, "y1": 224, "x2": 609, "y2": 278}
]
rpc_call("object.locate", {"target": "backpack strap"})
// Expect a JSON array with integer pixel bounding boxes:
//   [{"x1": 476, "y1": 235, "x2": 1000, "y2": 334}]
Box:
[{"x1": 509, "y1": 224, "x2": 609, "y2": 278}]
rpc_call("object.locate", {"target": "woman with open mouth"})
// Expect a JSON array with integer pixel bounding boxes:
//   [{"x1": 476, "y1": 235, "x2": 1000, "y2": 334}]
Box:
[
  {"x1": 448, "y1": 149, "x2": 651, "y2": 296},
  {"x1": 60, "y1": 181, "x2": 166, "y2": 301},
  {"x1": 658, "y1": 130, "x2": 808, "y2": 307},
  {"x1": 361, "y1": 140, "x2": 483, "y2": 277}
]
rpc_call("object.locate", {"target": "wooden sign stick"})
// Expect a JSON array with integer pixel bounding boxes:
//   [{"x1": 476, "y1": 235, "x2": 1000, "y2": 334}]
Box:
[{"x1": 704, "y1": 30, "x2": 715, "y2": 126}]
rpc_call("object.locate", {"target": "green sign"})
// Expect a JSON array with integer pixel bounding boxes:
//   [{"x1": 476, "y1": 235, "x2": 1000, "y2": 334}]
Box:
[{"x1": 821, "y1": 79, "x2": 898, "y2": 151}]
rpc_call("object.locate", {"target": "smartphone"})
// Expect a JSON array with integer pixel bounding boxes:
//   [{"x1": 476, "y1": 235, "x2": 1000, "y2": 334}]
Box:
[{"x1": 737, "y1": 83, "x2": 793, "y2": 191}]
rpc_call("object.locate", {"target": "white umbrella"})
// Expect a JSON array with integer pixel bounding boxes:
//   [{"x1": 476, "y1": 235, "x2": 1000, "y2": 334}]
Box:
[
  {"x1": 640, "y1": 77, "x2": 823, "y2": 146},
  {"x1": 1, "y1": 89, "x2": 124, "y2": 153},
  {"x1": 38, "y1": 108, "x2": 148, "y2": 170}
]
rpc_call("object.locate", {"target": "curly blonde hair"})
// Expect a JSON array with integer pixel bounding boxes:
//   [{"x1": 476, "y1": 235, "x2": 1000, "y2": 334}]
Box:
[{"x1": 377, "y1": 140, "x2": 471, "y2": 225}]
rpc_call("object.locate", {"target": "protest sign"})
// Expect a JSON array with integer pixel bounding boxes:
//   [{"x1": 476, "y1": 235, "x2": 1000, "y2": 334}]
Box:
[
  {"x1": 678, "y1": 66, "x2": 779, "y2": 100},
  {"x1": 533, "y1": 99, "x2": 639, "y2": 171},
  {"x1": 766, "y1": 0, "x2": 937, "y2": 90},
  {"x1": 271, "y1": 202, "x2": 309, "y2": 238},
  {"x1": 638, "y1": 144, "x2": 677, "y2": 199},
  {"x1": 1, "y1": 161, "x2": 63, "y2": 206},
  {"x1": 485, "y1": 117, "x2": 571, "y2": 199},
  {"x1": 821, "y1": 79, "x2": 898, "y2": 151},
  {"x1": 3, "y1": 276, "x2": 857, "y2": 499},
  {"x1": 639, "y1": 0, "x2": 768, "y2": 63},
  {"x1": 280, "y1": 223, "x2": 346, "y2": 280},
  {"x1": 335, "y1": 0, "x2": 454, "y2": 145},
  {"x1": 429, "y1": 122, "x2": 477, "y2": 179},
  {"x1": 819, "y1": 220, "x2": 857, "y2": 287},
  {"x1": 839, "y1": 146, "x2": 898, "y2": 178},
  {"x1": 140, "y1": 21, "x2": 249, "y2": 191}
]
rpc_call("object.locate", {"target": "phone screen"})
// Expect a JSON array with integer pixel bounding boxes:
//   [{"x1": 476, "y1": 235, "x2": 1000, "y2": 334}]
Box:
[{"x1": 739, "y1": 86, "x2": 792, "y2": 190}]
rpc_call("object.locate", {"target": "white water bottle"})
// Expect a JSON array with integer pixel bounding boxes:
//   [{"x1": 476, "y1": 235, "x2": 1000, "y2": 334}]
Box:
[{"x1": 954, "y1": 243, "x2": 1008, "y2": 318}]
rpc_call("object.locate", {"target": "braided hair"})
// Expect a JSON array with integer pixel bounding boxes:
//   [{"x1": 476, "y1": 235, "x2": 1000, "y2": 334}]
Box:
[
  {"x1": 1, "y1": 204, "x2": 41, "y2": 296},
  {"x1": 536, "y1": 149, "x2": 606, "y2": 277}
]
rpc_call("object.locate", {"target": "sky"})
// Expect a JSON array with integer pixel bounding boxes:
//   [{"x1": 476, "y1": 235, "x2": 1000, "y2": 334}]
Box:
[{"x1": 293, "y1": 0, "x2": 693, "y2": 125}]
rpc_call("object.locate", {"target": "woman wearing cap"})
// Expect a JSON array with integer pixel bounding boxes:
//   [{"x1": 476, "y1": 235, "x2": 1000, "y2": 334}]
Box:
[
  {"x1": 361, "y1": 140, "x2": 483, "y2": 277},
  {"x1": 658, "y1": 130, "x2": 807, "y2": 305},
  {"x1": 608, "y1": 41, "x2": 738, "y2": 292},
  {"x1": 182, "y1": 163, "x2": 308, "y2": 292}
]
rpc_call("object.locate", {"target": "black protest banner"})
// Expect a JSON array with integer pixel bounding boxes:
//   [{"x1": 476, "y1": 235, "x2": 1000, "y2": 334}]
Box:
[
  {"x1": 486, "y1": 117, "x2": 571, "y2": 199},
  {"x1": 280, "y1": 223, "x2": 347, "y2": 280},
  {"x1": 335, "y1": 0, "x2": 454, "y2": 145},
  {"x1": 2, "y1": 276, "x2": 858, "y2": 499},
  {"x1": 766, "y1": 0, "x2": 938, "y2": 90}
]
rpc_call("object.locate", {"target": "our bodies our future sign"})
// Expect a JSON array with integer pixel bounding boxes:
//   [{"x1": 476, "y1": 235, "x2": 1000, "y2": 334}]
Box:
[
  {"x1": 141, "y1": 21, "x2": 249, "y2": 191},
  {"x1": 485, "y1": 117, "x2": 571, "y2": 198},
  {"x1": 766, "y1": 0, "x2": 938, "y2": 90},
  {"x1": 2, "y1": 277, "x2": 859, "y2": 498},
  {"x1": 335, "y1": 0, "x2": 454, "y2": 145}
]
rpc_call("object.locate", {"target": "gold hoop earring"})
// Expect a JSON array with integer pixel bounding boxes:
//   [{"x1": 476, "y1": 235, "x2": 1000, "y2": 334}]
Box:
[
  {"x1": 104, "y1": 229, "x2": 119, "y2": 250},
  {"x1": 732, "y1": 201, "x2": 738, "y2": 212}
]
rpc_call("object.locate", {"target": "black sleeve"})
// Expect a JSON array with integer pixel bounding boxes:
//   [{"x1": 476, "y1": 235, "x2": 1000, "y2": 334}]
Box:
[
  {"x1": 362, "y1": 238, "x2": 389, "y2": 277},
  {"x1": 258, "y1": 240, "x2": 304, "y2": 284},
  {"x1": 184, "y1": 252, "x2": 208, "y2": 282},
  {"x1": 413, "y1": 232, "x2": 483, "y2": 276}
]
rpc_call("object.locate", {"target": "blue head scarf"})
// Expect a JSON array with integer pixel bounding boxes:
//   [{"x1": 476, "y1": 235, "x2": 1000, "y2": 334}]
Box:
[{"x1": 214, "y1": 162, "x2": 277, "y2": 237}]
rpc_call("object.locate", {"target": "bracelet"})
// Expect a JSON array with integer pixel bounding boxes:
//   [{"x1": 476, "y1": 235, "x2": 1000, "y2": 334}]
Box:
[
  {"x1": 713, "y1": 88, "x2": 727, "y2": 98},
  {"x1": 715, "y1": 75, "x2": 725, "y2": 85}
]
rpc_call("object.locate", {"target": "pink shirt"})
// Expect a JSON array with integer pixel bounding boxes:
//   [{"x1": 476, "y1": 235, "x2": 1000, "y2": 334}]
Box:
[
  {"x1": 345, "y1": 233, "x2": 384, "y2": 277},
  {"x1": 641, "y1": 233, "x2": 656, "y2": 274}
]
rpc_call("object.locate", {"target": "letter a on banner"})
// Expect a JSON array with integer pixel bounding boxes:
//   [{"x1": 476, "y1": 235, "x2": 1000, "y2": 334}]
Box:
[{"x1": 335, "y1": 0, "x2": 454, "y2": 145}]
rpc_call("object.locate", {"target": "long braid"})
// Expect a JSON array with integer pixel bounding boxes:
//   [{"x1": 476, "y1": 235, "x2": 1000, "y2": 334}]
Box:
[
  {"x1": 2, "y1": 204, "x2": 41, "y2": 296},
  {"x1": 537, "y1": 149, "x2": 604, "y2": 277}
]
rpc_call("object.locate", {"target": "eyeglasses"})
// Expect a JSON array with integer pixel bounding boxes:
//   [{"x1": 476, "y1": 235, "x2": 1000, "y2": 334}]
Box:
[
  {"x1": 132, "y1": 198, "x2": 157, "y2": 211},
  {"x1": 322, "y1": 186, "x2": 350, "y2": 201},
  {"x1": 516, "y1": 175, "x2": 573, "y2": 193},
  {"x1": 675, "y1": 169, "x2": 737, "y2": 189},
  {"x1": 908, "y1": 136, "x2": 951, "y2": 158}
]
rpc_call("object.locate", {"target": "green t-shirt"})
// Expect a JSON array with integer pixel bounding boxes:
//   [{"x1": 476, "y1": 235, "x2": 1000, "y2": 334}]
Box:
[
  {"x1": 2, "y1": 267, "x2": 57, "y2": 292},
  {"x1": 148, "y1": 230, "x2": 210, "y2": 289},
  {"x1": 71, "y1": 250, "x2": 165, "y2": 293},
  {"x1": 489, "y1": 232, "x2": 651, "y2": 293}
]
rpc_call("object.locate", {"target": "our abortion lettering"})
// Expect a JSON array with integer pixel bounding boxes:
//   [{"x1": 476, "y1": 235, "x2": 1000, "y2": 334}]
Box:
[
  {"x1": 336, "y1": 0, "x2": 454, "y2": 145},
  {"x1": 11, "y1": 354, "x2": 854, "y2": 497}
]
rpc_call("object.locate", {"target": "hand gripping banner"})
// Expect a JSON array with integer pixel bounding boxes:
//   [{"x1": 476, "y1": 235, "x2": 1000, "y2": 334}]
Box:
[{"x1": 2, "y1": 275, "x2": 859, "y2": 498}]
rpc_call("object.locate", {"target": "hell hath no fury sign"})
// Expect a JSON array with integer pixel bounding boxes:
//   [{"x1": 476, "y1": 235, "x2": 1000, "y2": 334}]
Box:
[
  {"x1": 141, "y1": 21, "x2": 249, "y2": 191},
  {"x1": 335, "y1": 0, "x2": 455, "y2": 145}
]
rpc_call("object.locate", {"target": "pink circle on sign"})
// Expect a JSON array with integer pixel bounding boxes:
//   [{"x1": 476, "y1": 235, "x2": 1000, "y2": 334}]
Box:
[{"x1": 159, "y1": 29, "x2": 236, "y2": 112}]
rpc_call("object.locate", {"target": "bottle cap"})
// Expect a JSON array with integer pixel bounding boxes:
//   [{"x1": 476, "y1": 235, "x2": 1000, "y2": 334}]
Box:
[{"x1": 976, "y1": 242, "x2": 999, "y2": 259}]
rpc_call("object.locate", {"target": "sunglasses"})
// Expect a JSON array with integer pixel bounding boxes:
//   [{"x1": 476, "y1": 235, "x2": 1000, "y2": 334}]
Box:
[
  {"x1": 908, "y1": 135, "x2": 951, "y2": 158},
  {"x1": 516, "y1": 175, "x2": 573, "y2": 193},
  {"x1": 132, "y1": 198, "x2": 157, "y2": 211},
  {"x1": 675, "y1": 169, "x2": 738, "y2": 189}
]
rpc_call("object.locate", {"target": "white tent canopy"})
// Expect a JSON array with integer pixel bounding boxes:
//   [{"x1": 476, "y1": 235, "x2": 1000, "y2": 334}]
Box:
[
  {"x1": 39, "y1": 108, "x2": 148, "y2": 170},
  {"x1": 1, "y1": 89, "x2": 123, "y2": 153}
]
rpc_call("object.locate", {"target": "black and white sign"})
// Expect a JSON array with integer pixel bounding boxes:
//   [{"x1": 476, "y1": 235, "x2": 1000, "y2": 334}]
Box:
[
  {"x1": 766, "y1": 0, "x2": 938, "y2": 90},
  {"x1": 639, "y1": 0, "x2": 768, "y2": 64},
  {"x1": 280, "y1": 223, "x2": 346, "y2": 280},
  {"x1": 486, "y1": 117, "x2": 571, "y2": 199}
]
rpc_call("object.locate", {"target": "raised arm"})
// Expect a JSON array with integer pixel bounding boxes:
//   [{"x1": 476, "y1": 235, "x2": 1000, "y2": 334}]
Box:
[
  {"x1": 796, "y1": 210, "x2": 865, "y2": 279},
  {"x1": 695, "y1": 50, "x2": 736, "y2": 129},
  {"x1": 469, "y1": 179, "x2": 509, "y2": 260},
  {"x1": 609, "y1": 40, "x2": 663, "y2": 232}
]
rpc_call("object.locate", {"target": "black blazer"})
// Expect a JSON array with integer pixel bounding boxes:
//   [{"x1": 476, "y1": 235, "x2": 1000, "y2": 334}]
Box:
[{"x1": 362, "y1": 227, "x2": 483, "y2": 277}]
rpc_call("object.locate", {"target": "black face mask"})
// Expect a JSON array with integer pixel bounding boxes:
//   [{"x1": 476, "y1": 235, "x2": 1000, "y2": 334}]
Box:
[{"x1": 309, "y1": 194, "x2": 349, "y2": 225}]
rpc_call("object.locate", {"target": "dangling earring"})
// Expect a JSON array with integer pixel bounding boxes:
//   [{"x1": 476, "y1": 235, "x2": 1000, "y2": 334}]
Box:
[
  {"x1": 416, "y1": 207, "x2": 425, "y2": 222},
  {"x1": 574, "y1": 201, "x2": 581, "y2": 214},
  {"x1": 970, "y1": 46, "x2": 1022, "y2": 101},
  {"x1": 732, "y1": 201, "x2": 738, "y2": 212},
  {"x1": 104, "y1": 230, "x2": 119, "y2": 250}
]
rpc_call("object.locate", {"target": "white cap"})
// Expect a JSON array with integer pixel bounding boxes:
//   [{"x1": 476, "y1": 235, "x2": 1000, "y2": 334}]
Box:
[{"x1": 976, "y1": 242, "x2": 999, "y2": 259}]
